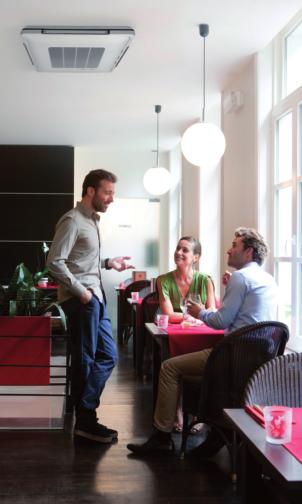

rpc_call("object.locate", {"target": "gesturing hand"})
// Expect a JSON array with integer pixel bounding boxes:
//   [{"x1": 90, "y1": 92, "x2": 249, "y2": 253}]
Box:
[
  {"x1": 222, "y1": 270, "x2": 232, "y2": 286},
  {"x1": 109, "y1": 256, "x2": 135, "y2": 272}
]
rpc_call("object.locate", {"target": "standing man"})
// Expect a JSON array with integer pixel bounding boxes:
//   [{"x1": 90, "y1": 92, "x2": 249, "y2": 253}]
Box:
[
  {"x1": 127, "y1": 227, "x2": 278, "y2": 455},
  {"x1": 47, "y1": 169, "x2": 133, "y2": 444}
]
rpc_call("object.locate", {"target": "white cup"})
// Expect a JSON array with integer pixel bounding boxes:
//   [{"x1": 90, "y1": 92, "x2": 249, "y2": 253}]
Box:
[
  {"x1": 263, "y1": 406, "x2": 292, "y2": 444},
  {"x1": 156, "y1": 314, "x2": 169, "y2": 329},
  {"x1": 131, "y1": 291, "x2": 139, "y2": 301}
]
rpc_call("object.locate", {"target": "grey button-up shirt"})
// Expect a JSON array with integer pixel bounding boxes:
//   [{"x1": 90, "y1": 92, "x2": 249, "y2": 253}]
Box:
[{"x1": 47, "y1": 202, "x2": 106, "y2": 303}]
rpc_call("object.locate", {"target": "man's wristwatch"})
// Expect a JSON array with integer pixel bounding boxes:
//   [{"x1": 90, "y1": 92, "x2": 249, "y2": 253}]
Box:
[{"x1": 104, "y1": 258, "x2": 112, "y2": 270}]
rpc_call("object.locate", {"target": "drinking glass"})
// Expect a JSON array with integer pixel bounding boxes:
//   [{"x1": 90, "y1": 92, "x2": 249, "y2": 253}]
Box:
[
  {"x1": 263, "y1": 406, "x2": 292, "y2": 444},
  {"x1": 156, "y1": 314, "x2": 169, "y2": 329},
  {"x1": 188, "y1": 293, "x2": 201, "y2": 304},
  {"x1": 179, "y1": 297, "x2": 188, "y2": 318}
]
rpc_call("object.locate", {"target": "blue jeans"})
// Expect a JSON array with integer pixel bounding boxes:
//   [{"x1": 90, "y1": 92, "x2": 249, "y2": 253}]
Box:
[{"x1": 61, "y1": 294, "x2": 117, "y2": 411}]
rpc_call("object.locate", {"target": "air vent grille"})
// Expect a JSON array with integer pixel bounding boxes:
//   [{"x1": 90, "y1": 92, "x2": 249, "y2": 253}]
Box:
[
  {"x1": 48, "y1": 47, "x2": 105, "y2": 69},
  {"x1": 21, "y1": 26, "x2": 135, "y2": 72}
]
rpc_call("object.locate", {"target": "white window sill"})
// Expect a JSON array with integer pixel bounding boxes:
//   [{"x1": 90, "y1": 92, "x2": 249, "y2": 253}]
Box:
[{"x1": 285, "y1": 338, "x2": 302, "y2": 353}]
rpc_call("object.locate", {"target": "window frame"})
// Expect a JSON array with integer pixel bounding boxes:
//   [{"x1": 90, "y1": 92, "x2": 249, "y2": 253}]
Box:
[{"x1": 271, "y1": 63, "x2": 302, "y2": 350}]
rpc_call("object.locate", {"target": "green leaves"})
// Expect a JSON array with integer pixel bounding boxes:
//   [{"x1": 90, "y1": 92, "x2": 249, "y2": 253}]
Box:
[
  {"x1": 42, "y1": 242, "x2": 49, "y2": 254},
  {"x1": 1, "y1": 263, "x2": 53, "y2": 316},
  {"x1": 7, "y1": 262, "x2": 34, "y2": 299},
  {"x1": 43, "y1": 302, "x2": 67, "y2": 332},
  {"x1": 14, "y1": 285, "x2": 43, "y2": 316}
]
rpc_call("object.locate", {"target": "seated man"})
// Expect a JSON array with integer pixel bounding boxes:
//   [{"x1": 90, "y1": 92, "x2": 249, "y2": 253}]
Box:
[{"x1": 127, "y1": 227, "x2": 278, "y2": 455}]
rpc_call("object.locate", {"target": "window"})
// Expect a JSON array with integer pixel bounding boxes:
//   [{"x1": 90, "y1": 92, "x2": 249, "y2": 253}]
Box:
[
  {"x1": 271, "y1": 18, "x2": 302, "y2": 350},
  {"x1": 285, "y1": 22, "x2": 302, "y2": 96}
]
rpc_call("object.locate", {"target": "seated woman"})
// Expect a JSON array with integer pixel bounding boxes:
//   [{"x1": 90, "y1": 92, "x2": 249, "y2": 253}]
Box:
[
  {"x1": 157, "y1": 236, "x2": 215, "y2": 323},
  {"x1": 157, "y1": 236, "x2": 216, "y2": 433}
]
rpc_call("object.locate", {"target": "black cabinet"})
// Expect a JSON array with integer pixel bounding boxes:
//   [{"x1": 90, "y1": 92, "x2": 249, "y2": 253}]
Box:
[{"x1": 0, "y1": 145, "x2": 74, "y2": 283}]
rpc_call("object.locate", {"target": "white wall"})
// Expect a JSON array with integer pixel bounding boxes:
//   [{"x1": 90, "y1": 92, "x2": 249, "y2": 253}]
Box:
[
  {"x1": 221, "y1": 58, "x2": 258, "y2": 276},
  {"x1": 257, "y1": 43, "x2": 274, "y2": 272},
  {"x1": 75, "y1": 146, "x2": 173, "y2": 273},
  {"x1": 181, "y1": 104, "x2": 222, "y2": 296},
  {"x1": 166, "y1": 144, "x2": 182, "y2": 271},
  {"x1": 74, "y1": 147, "x2": 168, "y2": 200},
  {"x1": 181, "y1": 157, "x2": 200, "y2": 239},
  {"x1": 199, "y1": 161, "x2": 221, "y2": 295}
]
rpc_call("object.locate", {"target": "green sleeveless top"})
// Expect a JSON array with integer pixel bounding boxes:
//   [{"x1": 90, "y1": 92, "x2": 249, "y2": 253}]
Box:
[{"x1": 157, "y1": 271, "x2": 210, "y2": 312}]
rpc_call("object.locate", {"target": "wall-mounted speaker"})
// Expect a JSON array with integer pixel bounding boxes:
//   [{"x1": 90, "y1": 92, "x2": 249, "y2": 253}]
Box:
[{"x1": 223, "y1": 90, "x2": 244, "y2": 114}]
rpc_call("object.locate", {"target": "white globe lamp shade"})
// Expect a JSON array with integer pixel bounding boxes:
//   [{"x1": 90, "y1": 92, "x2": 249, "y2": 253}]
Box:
[
  {"x1": 143, "y1": 167, "x2": 172, "y2": 196},
  {"x1": 181, "y1": 121, "x2": 226, "y2": 168}
]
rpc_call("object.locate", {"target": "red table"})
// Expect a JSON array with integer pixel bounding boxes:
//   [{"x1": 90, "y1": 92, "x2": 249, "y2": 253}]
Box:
[
  {"x1": 246, "y1": 405, "x2": 302, "y2": 464},
  {"x1": 167, "y1": 323, "x2": 224, "y2": 357},
  {"x1": 145, "y1": 322, "x2": 225, "y2": 408},
  {"x1": 224, "y1": 408, "x2": 302, "y2": 503}
]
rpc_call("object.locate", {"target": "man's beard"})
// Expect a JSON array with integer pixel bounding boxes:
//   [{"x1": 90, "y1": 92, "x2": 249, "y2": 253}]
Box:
[{"x1": 92, "y1": 197, "x2": 105, "y2": 213}]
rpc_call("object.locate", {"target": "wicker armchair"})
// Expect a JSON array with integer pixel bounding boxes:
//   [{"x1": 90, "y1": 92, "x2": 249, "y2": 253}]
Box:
[
  {"x1": 244, "y1": 352, "x2": 302, "y2": 407},
  {"x1": 180, "y1": 321, "x2": 289, "y2": 479}
]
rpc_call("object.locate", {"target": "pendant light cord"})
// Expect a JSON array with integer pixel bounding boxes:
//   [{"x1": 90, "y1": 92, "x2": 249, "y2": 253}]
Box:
[
  {"x1": 199, "y1": 24, "x2": 209, "y2": 123},
  {"x1": 202, "y1": 34, "x2": 206, "y2": 122},
  {"x1": 155, "y1": 104, "x2": 161, "y2": 168},
  {"x1": 157, "y1": 110, "x2": 159, "y2": 167}
]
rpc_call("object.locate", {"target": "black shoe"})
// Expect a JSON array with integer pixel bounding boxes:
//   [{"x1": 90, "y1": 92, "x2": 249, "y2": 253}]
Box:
[
  {"x1": 97, "y1": 423, "x2": 118, "y2": 440},
  {"x1": 127, "y1": 431, "x2": 174, "y2": 455},
  {"x1": 74, "y1": 407, "x2": 118, "y2": 444},
  {"x1": 189, "y1": 430, "x2": 225, "y2": 459},
  {"x1": 74, "y1": 423, "x2": 113, "y2": 444}
]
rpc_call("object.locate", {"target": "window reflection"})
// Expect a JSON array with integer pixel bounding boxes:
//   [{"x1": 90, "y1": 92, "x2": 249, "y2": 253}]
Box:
[
  {"x1": 285, "y1": 22, "x2": 302, "y2": 96},
  {"x1": 298, "y1": 264, "x2": 302, "y2": 338},
  {"x1": 299, "y1": 182, "x2": 302, "y2": 258},
  {"x1": 275, "y1": 262, "x2": 292, "y2": 329},
  {"x1": 275, "y1": 186, "x2": 292, "y2": 256},
  {"x1": 276, "y1": 113, "x2": 292, "y2": 183}
]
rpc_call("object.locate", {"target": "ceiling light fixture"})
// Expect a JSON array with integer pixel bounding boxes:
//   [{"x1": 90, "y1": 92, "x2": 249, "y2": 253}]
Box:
[
  {"x1": 181, "y1": 24, "x2": 226, "y2": 168},
  {"x1": 143, "y1": 105, "x2": 172, "y2": 196}
]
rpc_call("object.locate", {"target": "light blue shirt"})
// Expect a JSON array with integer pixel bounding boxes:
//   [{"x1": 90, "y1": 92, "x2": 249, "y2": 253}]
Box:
[{"x1": 200, "y1": 262, "x2": 278, "y2": 334}]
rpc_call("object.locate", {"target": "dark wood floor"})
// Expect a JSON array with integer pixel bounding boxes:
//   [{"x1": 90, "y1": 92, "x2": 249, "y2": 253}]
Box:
[{"x1": 0, "y1": 341, "x2": 242, "y2": 503}]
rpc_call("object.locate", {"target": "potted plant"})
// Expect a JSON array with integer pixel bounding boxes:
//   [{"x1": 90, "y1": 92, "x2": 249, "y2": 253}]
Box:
[
  {"x1": 0, "y1": 262, "x2": 66, "y2": 385},
  {"x1": 0, "y1": 262, "x2": 66, "y2": 322}
]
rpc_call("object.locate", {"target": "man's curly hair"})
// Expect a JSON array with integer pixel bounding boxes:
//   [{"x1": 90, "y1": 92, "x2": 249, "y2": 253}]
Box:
[{"x1": 234, "y1": 227, "x2": 268, "y2": 265}]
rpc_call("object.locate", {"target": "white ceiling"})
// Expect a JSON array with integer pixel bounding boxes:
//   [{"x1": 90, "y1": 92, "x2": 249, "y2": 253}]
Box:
[{"x1": 0, "y1": 0, "x2": 301, "y2": 152}]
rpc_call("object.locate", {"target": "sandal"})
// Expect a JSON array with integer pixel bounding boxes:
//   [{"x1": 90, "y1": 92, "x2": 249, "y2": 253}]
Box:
[
  {"x1": 189, "y1": 422, "x2": 205, "y2": 435},
  {"x1": 173, "y1": 423, "x2": 183, "y2": 433}
]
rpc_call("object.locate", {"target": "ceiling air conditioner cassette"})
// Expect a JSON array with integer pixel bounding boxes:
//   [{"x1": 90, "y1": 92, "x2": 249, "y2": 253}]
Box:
[{"x1": 21, "y1": 26, "x2": 135, "y2": 72}]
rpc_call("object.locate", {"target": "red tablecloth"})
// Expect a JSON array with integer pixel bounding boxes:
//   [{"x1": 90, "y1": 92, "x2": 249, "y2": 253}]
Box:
[
  {"x1": 245, "y1": 405, "x2": 302, "y2": 463},
  {"x1": 284, "y1": 409, "x2": 302, "y2": 462},
  {"x1": 167, "y1": 323, "x2": 224, "y2": 357}
]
